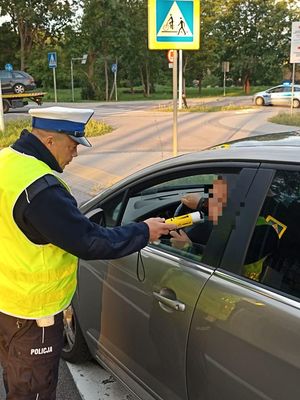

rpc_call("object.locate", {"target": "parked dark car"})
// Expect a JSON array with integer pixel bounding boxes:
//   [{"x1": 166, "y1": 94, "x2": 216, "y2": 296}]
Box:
[
  {"x1": 63, "y1": 131, "x2": 300, "y2": 400},
  {"x1": 0, "y1": 70, "x2": 36, "y2": 94}
]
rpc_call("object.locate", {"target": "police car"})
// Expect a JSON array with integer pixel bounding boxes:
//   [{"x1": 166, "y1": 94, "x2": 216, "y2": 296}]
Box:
[
  {"x1": 253, "y1": 83, "x2": 300, "y2": 108},
  {"x1": 63, "y1": 131, "x2": 300, "y2": 400}
]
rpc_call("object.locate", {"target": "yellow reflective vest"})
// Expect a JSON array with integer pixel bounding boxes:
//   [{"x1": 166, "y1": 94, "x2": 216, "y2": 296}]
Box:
[{"x1": 0, "y1": 147, "x2": 78, "y2": 319}]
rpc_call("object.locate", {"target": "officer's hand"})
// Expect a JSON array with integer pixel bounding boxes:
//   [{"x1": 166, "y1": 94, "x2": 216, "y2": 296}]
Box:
[
  {"x1": 144, "y1": 218, "x2": 176, "y2": 242},
  {"x1": 170, "y1": 229, "x2": 192, "y2": 250}
]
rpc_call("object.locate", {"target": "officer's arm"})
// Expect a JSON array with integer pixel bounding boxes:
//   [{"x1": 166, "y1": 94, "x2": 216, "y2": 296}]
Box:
[{"x1": 16, "y1": 184, "x2": 150, "y2": 260}]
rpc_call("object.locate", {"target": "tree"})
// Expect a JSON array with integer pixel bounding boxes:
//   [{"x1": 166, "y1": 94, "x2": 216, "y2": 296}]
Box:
[
  {"x1": 0, "y1": 22, "x2": 19, "y2": 69},
  {"x1": 0, "y1": 0, "x2": 76, "y2": 70},
  {"x1": 215, "y1": 0, "x2": 297, "y2": 92}
]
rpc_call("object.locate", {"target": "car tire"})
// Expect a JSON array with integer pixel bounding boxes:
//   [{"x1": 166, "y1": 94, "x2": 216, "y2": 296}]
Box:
[
  {"x1": 13, "y1": 83, "x2": 25, "y2": 94},
  {"x1": 255, "y1": 97, "x2": 264, "y2": 106},
  {"x1": 62, "y1": 305, "x2": 92, "y2": 363},
  {"x1": 293, "y1": 99, "x2": 300, "y2": 108}
]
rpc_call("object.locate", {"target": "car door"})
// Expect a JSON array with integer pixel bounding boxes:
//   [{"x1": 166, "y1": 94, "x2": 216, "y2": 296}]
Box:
[
  {"x1": 79, "y1": 164, "x2": 258, "y2": 400},
  {"x1": 269, "y1": 86, "x2": 286, "y2": 105},
  {"x1": 187, "y1": 166, "x2": 300, "y2": 400}
]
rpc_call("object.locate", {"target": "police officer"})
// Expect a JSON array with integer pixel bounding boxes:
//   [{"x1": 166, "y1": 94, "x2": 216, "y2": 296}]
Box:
[{"x1": 0, "y1": 106, "x2": 175, "y2": 400}]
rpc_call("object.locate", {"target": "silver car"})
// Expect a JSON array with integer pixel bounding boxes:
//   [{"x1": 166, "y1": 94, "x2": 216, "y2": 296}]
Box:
[
  {"x1": 63, "y1": 131, "x2": 300, "y2": 400},
  {"x1": 253, "y1": 84, "x2": 300, "y2": 108}
]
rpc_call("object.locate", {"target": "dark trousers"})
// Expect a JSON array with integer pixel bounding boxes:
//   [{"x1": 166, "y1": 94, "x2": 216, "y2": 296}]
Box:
[{"x1": 0, "y1": 311, "x2": 64, "y2": 400}]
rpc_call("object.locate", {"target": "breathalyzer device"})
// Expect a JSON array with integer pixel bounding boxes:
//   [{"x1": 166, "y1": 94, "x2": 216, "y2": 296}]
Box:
[{"x1": 165, "y1": 211, "x2": 203, "y2": 229}]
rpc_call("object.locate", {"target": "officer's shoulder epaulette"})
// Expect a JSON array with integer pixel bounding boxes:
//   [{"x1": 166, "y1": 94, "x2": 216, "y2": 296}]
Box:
[{"x1": 26, "y1": 174, "x2": 63, "y2": 202}]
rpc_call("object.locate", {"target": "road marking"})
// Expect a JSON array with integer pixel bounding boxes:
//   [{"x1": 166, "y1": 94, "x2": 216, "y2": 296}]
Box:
[
  {"x1": 235, "y1": 109, "x2": 260, "y2": 114},
  {"x1": 67, "y1": 361, "x2": 134, "y2": 400}
]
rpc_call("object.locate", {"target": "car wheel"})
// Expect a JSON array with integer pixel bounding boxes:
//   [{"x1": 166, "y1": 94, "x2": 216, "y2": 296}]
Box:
[
  {"x1": 13, "y1": 83, "x2": 25, "y2": 94},
  {"x1": 255, "y1": 97, "x2": 264, "y2": 106},
  {"x1": 62, "y1": 305, "x2": 92, "y2": 363},
  {"x1": 293, "y1": 99, "x2": 300, "y2": 108}
]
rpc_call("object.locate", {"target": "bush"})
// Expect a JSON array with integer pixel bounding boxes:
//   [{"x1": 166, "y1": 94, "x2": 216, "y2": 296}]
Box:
[{"x1": 202, "y1": 74, "x2": 220, "y2": 88}]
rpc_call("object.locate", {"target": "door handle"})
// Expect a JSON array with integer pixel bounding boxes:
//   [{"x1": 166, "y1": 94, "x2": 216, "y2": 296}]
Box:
[{"x1": 153, "y1": 291, "x2": 185, "y2": 312}]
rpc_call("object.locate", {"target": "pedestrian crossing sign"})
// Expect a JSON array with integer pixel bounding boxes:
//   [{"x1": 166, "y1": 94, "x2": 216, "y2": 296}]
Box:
[
  {"x1": 148, "y1": 0, "x2": 200, "y2": 50},
  {"x1": 48, "y1": 52, "x2": 57, "y2": 69}
]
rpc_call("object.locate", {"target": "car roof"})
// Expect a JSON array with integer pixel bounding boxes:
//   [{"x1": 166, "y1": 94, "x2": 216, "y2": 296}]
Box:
[
  {"x1": 273, "y1": 84, "x2": 300, "y2": 89},
  {"x1": 151, "y1": 131, "x2": 300, "y2": 168}
]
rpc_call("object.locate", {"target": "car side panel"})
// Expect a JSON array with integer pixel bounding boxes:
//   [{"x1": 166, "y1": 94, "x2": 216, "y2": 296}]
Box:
[
  {"x1": 91, "y1": 249, "x2": 213, "y2": 400},
  {"x1": 187, "y1": 273, "x2": 300, "y2": 400}
]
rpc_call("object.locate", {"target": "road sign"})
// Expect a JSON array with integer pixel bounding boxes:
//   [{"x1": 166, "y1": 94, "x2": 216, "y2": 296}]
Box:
[
  {"x1": 148, "y1": 0, "x2": 200, "y2": 50},
  {"x1": 167, "y1": 49, "x2": 174, "y2": 63},
  {"x1": 48, "y1": 52, "x2": 57, "y2": 68},
  {"x1": 222, "y1": 61, "x2": 230, "y2": 73},
  {"x1": 111, "y1": 63, "x2": 117, "y2": 73},
  {"x1": 81, "y1": 54, "x2": 88, "y2": 65},
  {"x1": 290, "y1": 21, "x2": 300, "y2": 63},
  {"x1": 5, "y1": 63, "x2": 13, "y2": 72}
]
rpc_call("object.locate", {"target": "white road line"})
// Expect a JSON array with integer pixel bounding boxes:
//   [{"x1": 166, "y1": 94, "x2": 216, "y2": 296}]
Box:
[{"x1": 67, "y1": 361, "x2": 134, "y2": 400}]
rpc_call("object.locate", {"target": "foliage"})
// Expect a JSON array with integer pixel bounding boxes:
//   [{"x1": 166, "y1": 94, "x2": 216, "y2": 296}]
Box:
[
  {"x1": 0, "y1": 0, "x2": 299, "y2": 98},
  {"x1": 0, "y1": 0, "x2": 77, "y2": 70}
]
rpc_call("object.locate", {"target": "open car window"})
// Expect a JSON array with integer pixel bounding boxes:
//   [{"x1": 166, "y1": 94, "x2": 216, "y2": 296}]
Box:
[{"x1": 120, "y1": 170, "x2": 240, "y2": 264}]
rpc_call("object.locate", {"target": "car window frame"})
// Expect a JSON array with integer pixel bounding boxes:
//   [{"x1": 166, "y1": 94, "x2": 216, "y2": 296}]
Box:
[{"x1": 104, "y1": 162, "x2": 260, "y2": 268}]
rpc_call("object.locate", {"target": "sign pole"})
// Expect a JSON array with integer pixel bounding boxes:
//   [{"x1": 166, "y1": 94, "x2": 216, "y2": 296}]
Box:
[
  {"x1": 290, "y1": 63, "x2": 295, "y2": 116},
  {"x1": 53, "y1": 67, "x2": 57, "y2": 103},
  {"x1": 114, "y1": 71, "x2": 118, "y2": 101},
  {"x1": 114, "y1": 60, "x2": 118, "y2": 102},
  {"x1": 71, "y1": 59, "x2": 74, "y2": 102},
  {"x1": 173, "y1": 50, "x2": 178, "y2": 157},
  {"x1": 0, "y1": 80, "x2": 4, "y2": 133},
  {"x1": 178, "y1": 50, "x2": 183, "y2": 110},
  {"x1": 148, "y1": 0, "x2": 200, "y2": 157}
]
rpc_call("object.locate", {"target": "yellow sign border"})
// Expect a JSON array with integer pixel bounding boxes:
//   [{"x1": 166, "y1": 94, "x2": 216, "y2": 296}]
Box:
[{"x1": 148, "y1": 0, "x2": 200, "y2": 50}]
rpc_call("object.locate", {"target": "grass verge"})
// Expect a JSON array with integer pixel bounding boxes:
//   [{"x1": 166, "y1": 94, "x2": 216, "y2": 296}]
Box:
[
  {"x1": 0, "y1": 118, "x2": 113, "y2": 148},
  {"x1": 157, "y1": 104, "x2": 256, "y2": 112},
  {"x1": 269, "y1": 112, "x2": 300, "y2": 127}
]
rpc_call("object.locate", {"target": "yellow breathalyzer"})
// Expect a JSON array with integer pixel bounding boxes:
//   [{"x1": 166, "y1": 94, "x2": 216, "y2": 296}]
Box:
[{"x1": 165, "y1": 211, "x2": 203, "y2": 229}]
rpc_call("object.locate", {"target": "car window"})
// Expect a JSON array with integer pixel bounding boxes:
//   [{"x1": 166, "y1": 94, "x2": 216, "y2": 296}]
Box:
[
  {"x1": 0, "y1": 71, "x2": 12, "y2": 79},
  {"x1": 240, "y1": 170, "x2": 300, "y2": 300},
  {"x1": 13, "y1": 72, "x2": 25, "y2": 79},
  {"x1": 97, "y1": 191, "x2": 125, "y2": 227},
  {"x1": 120, "y1": 170, "x2": 240, "y2": 264},
  {"x1": 269, "y1": 87, "x2": 284, "y2": 93}
]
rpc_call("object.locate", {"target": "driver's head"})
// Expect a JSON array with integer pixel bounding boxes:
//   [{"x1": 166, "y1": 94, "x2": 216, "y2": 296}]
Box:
[{"x1": 208, "y1": 177, "x2": 228, "y2": 224}]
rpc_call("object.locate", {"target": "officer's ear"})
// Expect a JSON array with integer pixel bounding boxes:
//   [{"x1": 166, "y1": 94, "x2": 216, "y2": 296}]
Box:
[{"x1": 44, "y1": 134, "x2": 55, "y2": 148}]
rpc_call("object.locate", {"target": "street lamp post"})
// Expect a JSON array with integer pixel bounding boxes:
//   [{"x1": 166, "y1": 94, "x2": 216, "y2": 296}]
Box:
[{"x1": 71, "y1": 55, "x2": 88, "y2": 102}]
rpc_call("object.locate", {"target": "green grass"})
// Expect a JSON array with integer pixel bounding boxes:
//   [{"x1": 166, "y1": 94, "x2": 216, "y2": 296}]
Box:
[
  {"x1": 40, "y1": 85, "x2": 268, "y2": 103},
  {"x1": 158, "y1": 104, "x2": 256, "y2": 112},
  {"x1": 269, "y1": 112, "x2": 300, "y2": 127},
  {"x1": 0, "y1": 118, "x2": 113, "y2": 148}
]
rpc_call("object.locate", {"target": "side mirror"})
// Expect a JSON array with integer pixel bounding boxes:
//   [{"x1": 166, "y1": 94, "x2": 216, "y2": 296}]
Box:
[{"x1": 85, "y1": 207, "x2": 106, "y2": 226}]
